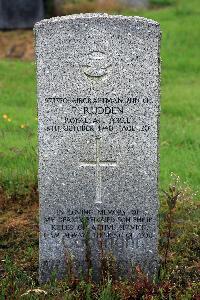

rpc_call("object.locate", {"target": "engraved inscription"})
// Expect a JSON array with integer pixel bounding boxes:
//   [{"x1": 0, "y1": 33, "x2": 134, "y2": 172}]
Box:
[
  {"x1": 44, "y1": 96, "x2": 152, "y2": 134},
  {"x1": 82, "y1": 51, "x2": 112, "y2": 80},
  {"x1": 42, "y1": 208, "x2": 154, "y2": 250}
]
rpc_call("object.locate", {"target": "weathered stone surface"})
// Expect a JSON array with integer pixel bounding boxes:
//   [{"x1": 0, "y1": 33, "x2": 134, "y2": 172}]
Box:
[
  {"x1": 35, "y1": 13, "x2": 161, "y2": 282},
  {"x1": 0, "y1": 0, "x2": 44, "y2": 29}
]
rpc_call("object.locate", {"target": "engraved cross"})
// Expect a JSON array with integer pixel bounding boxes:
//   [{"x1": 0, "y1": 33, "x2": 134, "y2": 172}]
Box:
[{"x1": 80, "y1": 138, "x2": 117, "y2": 204}]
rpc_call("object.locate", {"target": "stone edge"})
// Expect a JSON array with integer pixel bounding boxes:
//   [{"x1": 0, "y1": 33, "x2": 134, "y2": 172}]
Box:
[{"x1": 34, "y1": 13, "x2": 160, "y2": 31}]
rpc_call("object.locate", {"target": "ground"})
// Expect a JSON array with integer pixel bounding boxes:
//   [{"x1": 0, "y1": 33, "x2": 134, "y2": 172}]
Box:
[
  {"x1": 0, "y1": 0, "x2": 200, "y2": 298},
  {"x1": 0, "y1": 30, "x2": 34, "y2": 61},
  {"x1": 0, "y1": 1, "x2": 200, "y2": 193}
]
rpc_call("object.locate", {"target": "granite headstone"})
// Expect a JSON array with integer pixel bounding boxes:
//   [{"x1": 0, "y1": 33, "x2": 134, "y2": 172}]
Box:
[
  {"x1": 121, "y1": 0, "x2": 149, "y2": 8},
  {"x1": 34, "y1": 13, "x2": 161, "y2": 282},
  {"x1": 0, "y1": 0, "x2": 44, "y2": 29}
]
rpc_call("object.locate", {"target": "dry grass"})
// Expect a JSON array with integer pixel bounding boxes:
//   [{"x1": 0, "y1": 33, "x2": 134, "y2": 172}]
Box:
[
  {"x1": 0, "y1": 30, "x2": 34, "y2": 60},
  {"x1": 0, "y1": 178, "x2": 200, "y2": 299}
]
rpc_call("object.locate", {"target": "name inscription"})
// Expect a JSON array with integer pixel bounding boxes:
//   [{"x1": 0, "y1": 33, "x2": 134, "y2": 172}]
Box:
[{"x1": 44, "y1": 96, "x2": 153, "y2": 134}]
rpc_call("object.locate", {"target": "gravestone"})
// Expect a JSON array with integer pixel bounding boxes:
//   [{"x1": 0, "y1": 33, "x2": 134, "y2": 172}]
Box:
[
  {"x1": 121, "y1": 0, "x2": 149, "y2": 8},
  {"x1": 34, "y1": 13, "x2": 161, "y2": 282},
  {"x1": 97, "y1": 0, "x2": 149, "y2": 9},
  {"x1": 0, "y1": 0, "x2": 44, "y2": 29}
]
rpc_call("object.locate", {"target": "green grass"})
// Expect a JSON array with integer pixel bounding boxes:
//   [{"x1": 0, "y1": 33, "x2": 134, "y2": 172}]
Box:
[
  {"x1": 0, "y1": 0, "x2": 200, "y2": 194},
  {"x1": 150, "y1": 0, "x2": 175, "y2": 6},
  {"x1": 0, "y1": 61, "x2": 38, "y2": 193},
  {"x1": 124, "y1": 0, "x2": 200, "y2": 191}
]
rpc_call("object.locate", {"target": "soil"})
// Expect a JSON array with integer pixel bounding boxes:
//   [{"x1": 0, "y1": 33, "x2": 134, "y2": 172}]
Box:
[
  {"x1": 0, "y1": 188, "x2": 39, "y2": 279},
  {"x1": 0, "y1": 30, "x2": 34, "y2": 61}
]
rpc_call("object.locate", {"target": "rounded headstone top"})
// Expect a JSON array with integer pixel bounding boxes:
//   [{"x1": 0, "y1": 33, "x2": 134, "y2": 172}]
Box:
[{"x1": 34, "y1": 13, "x2": 160, "y2": 31}]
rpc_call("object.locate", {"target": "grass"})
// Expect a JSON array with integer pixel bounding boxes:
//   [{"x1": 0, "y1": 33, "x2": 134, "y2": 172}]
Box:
[
  {"x1": 124, "y1": 0, "x2": 200, "y2": 191},
  {"x1": 0, "y1": 0, "x2": 200, "y2": 195},
  {"x1": 0, "y1": 177, "x2": 199, "y2": 299},
  {"x1": 0, "y1": 1, "x2": 200, "y2": 298},
  {"x1": 0, "y1": 61, "x2": 37, "y2": 193},
  {"x1": 150, "y1": 0, "x2": 175, "y2": 6}
]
